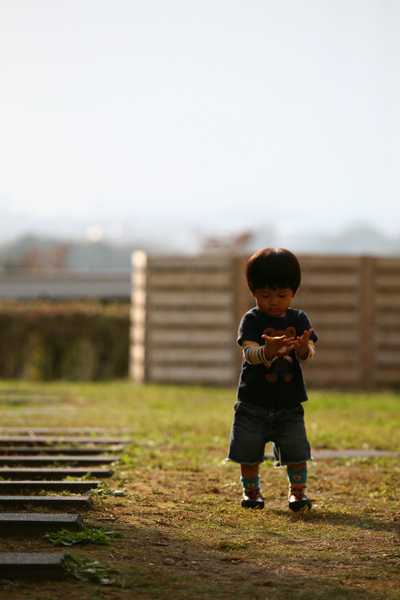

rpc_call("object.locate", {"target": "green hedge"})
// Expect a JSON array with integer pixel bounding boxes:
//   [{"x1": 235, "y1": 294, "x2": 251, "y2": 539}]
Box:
[{"x1": 0, "y1": 300, "x2": 130, "y2": 381}]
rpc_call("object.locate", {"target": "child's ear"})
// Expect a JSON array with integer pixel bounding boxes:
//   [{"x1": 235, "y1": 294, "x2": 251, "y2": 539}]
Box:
[
  {"x1": 293, "y1": 286, "x2": 300, "y2": 296},
  {"x1": 248, "y1": 287, "x2": 256, "y2": 298}
]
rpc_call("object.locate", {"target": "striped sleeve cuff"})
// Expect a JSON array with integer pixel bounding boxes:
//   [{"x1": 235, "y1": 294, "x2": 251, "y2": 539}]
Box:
[
  {"x1": 242, "y1": 340, "x2": 269, "y2": 364},
  {"x1": 296, "y1": 342, "x2": 315, "y2": 364}
]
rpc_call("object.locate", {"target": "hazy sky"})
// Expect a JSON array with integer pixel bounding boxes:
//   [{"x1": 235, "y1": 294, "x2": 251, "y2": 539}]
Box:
[{"x1": 0, "y1": 0, "x2": 399, "y2": 243}]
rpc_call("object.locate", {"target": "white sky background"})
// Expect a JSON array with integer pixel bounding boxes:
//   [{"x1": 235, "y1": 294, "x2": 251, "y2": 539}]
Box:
[{"x1": 0, "y1": 0, "x2": 399, "y2": 245}]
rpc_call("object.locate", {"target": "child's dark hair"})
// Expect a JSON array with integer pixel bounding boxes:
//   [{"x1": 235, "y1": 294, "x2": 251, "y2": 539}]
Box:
[{"x1": 245, "y1": 248, "x2": 301, "y2": 294}]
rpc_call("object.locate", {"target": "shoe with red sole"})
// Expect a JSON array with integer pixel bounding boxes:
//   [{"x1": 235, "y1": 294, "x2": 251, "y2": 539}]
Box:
[
  {"x1": 241, "y1": 489, "x2": 264, "y2": 509},
  {"x1": 288, "y1": 491, "x2": 312, "y2": 511}
]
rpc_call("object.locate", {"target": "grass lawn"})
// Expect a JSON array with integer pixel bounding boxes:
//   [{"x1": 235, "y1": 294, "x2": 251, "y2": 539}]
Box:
[{"x1": 0, "y1": 381, "x2": 399, "y2": 599}]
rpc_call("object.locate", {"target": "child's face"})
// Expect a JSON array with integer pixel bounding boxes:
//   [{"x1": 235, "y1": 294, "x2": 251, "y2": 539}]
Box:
[{"x1": 251, "y1": 286, "x2": 296, "y2": 318}]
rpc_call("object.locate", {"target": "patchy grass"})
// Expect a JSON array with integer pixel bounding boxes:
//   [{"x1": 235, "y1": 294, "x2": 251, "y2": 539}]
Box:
[
  {"x1": 45, "y1": 526, "x2": 123, "y2": 547},
  {"x1": 63, "y1": 553, "x2": 116, "y2": 584},
  {"x1": 0, "y1": 381, "x2": 399, "y2": 599}
]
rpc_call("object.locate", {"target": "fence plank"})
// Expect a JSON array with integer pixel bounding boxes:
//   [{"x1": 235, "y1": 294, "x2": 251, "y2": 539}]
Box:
[
  {"x1": 150, "y1": 348, "x2": 233, "y2": 363},
  {"x1": 149, "y1": 366, "x2": 236, "y2": 384},
  {"x1": 147, "y1": 310, "x2": 234, "y2": 326},
  {"x1": 147, "y1": 291, "x2": 235, "y2": 308},
  {"x1": 147, "y1": 272, "x2": 234, "y2": 288},
  {"x1": 148, "y1": 330, "x2": 233, "y2": 345}
]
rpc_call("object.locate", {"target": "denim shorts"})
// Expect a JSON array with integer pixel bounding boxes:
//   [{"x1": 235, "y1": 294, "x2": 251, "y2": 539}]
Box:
[{"x1": 227, "y1": 400, "x2": 312, "y2": 467}]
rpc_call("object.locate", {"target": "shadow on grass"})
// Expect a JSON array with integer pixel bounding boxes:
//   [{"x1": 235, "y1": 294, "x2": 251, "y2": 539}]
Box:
[
  {"x1": 110, "y1": 518, "x2": 400, "y2": 600},
  {"x1": 270, "y1": 506, "x2": 400, "y2": 536}
]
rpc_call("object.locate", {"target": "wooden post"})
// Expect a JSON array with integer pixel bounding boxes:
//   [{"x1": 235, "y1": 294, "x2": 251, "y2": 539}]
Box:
[
  {"x1": 360, "y1": 256, "x2": 374, "y2": 390},
  {"x1": 233, "y1": 256, "x2": 250, "y2": 383},
  {"x1": 130, "y1": 251, "x2": 148, "y2": 383}
]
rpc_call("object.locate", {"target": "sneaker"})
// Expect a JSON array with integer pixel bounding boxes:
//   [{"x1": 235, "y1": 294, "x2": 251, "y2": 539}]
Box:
[
  {"x1": 241, "y1": 488, "x2": 264, "y2": 509},
  {"x1": 288, "y1": 491, "x2": 312, "y2": 511}
]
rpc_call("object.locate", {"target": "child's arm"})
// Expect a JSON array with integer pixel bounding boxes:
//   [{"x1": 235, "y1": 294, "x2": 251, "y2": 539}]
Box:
[
  {"x1": 295, "y1": 329, "x2": 316, "y2": 363},
  {"x1": 243, "y1": 334, "x2": 297, "y2": 365},
  {"x1": 242, "y1": 341, "x2": 269, "y2": 364}
]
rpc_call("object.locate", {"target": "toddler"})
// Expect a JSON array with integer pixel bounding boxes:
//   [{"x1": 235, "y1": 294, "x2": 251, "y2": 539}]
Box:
[{"x1": 227, "y1": 248, "x2": 318, "y2": 511}]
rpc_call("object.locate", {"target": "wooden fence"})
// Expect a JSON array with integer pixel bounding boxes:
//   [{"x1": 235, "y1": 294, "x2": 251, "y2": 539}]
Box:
[{"x1": 130, "y1": 252, "x2": 400, "y2": 390}]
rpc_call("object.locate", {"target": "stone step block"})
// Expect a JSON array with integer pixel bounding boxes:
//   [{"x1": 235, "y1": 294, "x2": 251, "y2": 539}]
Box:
[
  {"x1": 0, "y1": 455, "x2": 119, "y2": 466},
  {"x1": 0, "y1": 495, "x2": 93, "y2": 509},
  {"x1": 0, "y1": 446, "x2": 122, "y2": 455},
  {"x1": 0, "y1": 552, "x2": 66, "y2": 580},
  {"x1": 0, "y1": 436, "x2": 130, "y2": 445},
  {"x1": 0, "y1": 427, "x2": 131, "y2": 434},
  {"x1": 0, "y1": 513, "x2": 83, "y2": 533},
  {"x1": 0, "y1": 480, "x2": 102, "y2": 493},
  {"x1": 0, "y1": 467, "x2": 113, "y2": 479},
  {"x1": 0, "y1": 396, "x2": 61, "y2": 404}
]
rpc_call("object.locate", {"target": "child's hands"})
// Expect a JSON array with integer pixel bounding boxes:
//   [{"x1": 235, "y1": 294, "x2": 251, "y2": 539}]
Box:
[
  {"x1": 261, "y1": 333, "x2": 297, "y2": 358},
  {"x1": 294, "y1": 329, "x2": 314, "y2": 360}
]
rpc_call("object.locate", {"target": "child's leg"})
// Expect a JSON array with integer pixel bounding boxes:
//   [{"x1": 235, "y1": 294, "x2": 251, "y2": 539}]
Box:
[
  {"x1": 240, "y1": 463, "x2": 264, "y2": 509},
  {"x1": 272, "y1": 405, "x2": 312, "y2": 511},
  {"x1": 241, "y1": 463, "x2": 259, "y2": 480},
  {"x1": 228, "y1": 401, "x2": 270, "y2": 509},
  {"x1": 286, "y1": 461, "x2": 311, "y2": 511}
]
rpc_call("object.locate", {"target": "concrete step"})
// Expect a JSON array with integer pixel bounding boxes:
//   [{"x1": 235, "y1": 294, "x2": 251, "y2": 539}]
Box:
[
  {"x1": 0, "y1": 513, "x2": 84, "y2": 533},
  {"x1": 0, "y1": 495, "x2": 93, "y2": 509},
  {"x1": 0, "y1": 435, "x2": 130, "y2": 445},
  {"x1": 0, "y1": 427, "x2": 131, "y2": 434},
  {"x1": 0, "y1": 455, "x2": 119, "y2": 466},
  {"x1": 0, "y1": 480, "x2": 102, "y2": 493},
  {"x1": 0, "y1": 467, "x2": 114, "y2": 479},
  {"x1": 0, "y1": 552, "x2": 66, "y2": 580},
  {"x1": 0, "y1": 446, "x2": 122, "y2": 455},
  {"x1": 0, "y1": 396, "x2": 61, "y2": 404}
]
